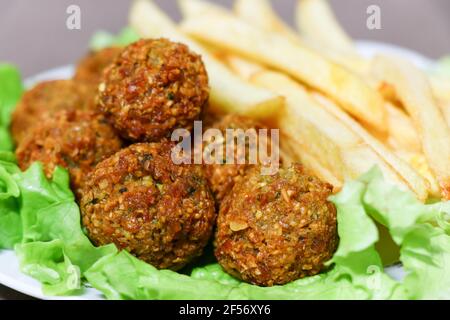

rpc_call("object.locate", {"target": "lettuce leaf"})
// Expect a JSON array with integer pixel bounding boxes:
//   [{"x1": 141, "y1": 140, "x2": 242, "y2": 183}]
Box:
[
  {"x1": 0, "y1": 64, "x2": 23, "y2": 151},
  {"x1": 13, "y1": 163, "x2": 117, "y2": 295},
  {"x1": 0, "y1": 154, "x2": 116, "y2": 295},
  {"x1": 433, "y1": 56, "x2": 450, "y2": 78},
  {"x1": 0, "y1": 151, "x2": 21, "y2": 248},
  {"x1": 359, "y1": 169, "x2": 450, "y2": 299},
  {"x1": 89, "y1": 27, "x2": 139, "y2": 51}
]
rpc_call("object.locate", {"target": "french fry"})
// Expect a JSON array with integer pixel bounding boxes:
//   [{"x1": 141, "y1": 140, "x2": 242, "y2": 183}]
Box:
[
  {"x1": 129, "y1": 0, "x2": 283, "y2": 119},
  {"x1": 233, "y1": 0, "x2": 302, "y2": 45},
  {"x1": 234, "y1": 0, "x2": 370, "y2": 75},
  {"x1": 312, "y1": 92, "x2": 429, "y2": 200},
  {"x1": 295, "y1": 0, "x2": 448, "y2": 101},
  {"x1": 395, "y1": 150, "x2": 441, "y2": 198},
  {"x1": 250, "y1": 70, "x2": 428, "y2": 200},
  {"x1": 430, "y1": 75, "x2": 450, "y2": 103},
  {"x1": 224, "y1": 53, "x2": 419, "y2": 155},
  {"x1": 371, "y1": 55, "x2": 450, "y2": 199},
  {"x1": 438, "y1": 99, "x2": 450, "y2": 127},
  {"x1": 293, "y1": 0, "x2": 371, "y2": 75},
  {"x1": 431, "y1": 76, "x2": 450, "y2": 126},
  {"x1": 384, "y1": 102, "x2": 422, "y2": 153},
  {"x1": 250, "y1": 71, "x2": 348, "y2": 182},
  {"x1": 378, "y1": 82, "x2": 402, "y2": 106},
  {"x1": 224, "y1": 57, "x2": 349, "y2": 189},
  {"x1": 223, "y1": 50, "x2": 387, "y2": 160},
  {"x1": 281, "y1": 136, "x2": 343, "y2": 191},
  {"x1": 295, "y1": 0, "x2": 355, "y2": 54},
  {"x1": 222, "y1": 55, "x2": 265, "y2": 80},
  {"x1": 179, "y1": 0, "x2": 387, "y2": 131},
  {"x1": 223, "y1": 56, "x2": 344, "y2": 190}
]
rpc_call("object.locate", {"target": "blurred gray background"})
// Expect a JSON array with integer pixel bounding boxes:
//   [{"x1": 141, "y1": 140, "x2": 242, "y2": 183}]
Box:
[
  {"x1": 0, "y1": 0, "x2": 449, "y2": 299},
  {"x1": 1, "y1": 0, "x2": 450, "y2": 78}
]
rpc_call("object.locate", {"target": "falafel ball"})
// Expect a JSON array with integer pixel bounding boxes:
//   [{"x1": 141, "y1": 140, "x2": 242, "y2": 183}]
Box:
[
  {"x1": 11, "y1": 79, "x2": 96, "y2": 144},
  {"x1": 98, "y1": 38, "x2": 209, "y2": 142},
  {"x1": 203, "y1": 114, "x2": 277, "y2": 203},
  {"x1": 79, "y1": 142, "x2": 216, "y2": 270},
  {"x1": 74, "y1": 47, "x2": 123, "y2": 84},
  {"x1": 215, "y1": 164, "x2": 338, "y2": 286},
  {"x1": 15, "y1": 109, "x2": 123, "y2": 197}
]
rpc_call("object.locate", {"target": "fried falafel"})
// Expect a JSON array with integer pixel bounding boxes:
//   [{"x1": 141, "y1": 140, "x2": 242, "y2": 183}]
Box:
[
  {"x1": 215, "y1": 164, "x2": 338, "y2": 286},
  {"x1": 15, "y1": 109, "x2": 123, "y2": 197},
  {"x1": 203, "y1": 114, "x2": 277, "y2": 203},
  {"x1": 74, "y1": 47, "x2": 123, "y2": 85},
  {"x1": 98, "y1": 38, "x2": 209, "y2": 142},
  {"x1": 11, "y1": 79, "x2": 95, "y2": 144},
  {"x1": 80, "y1": 142, "x2": 216, "y2": 270}
]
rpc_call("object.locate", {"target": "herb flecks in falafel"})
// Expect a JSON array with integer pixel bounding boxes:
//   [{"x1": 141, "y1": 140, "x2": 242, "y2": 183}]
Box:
[
  {"x1": 98, "y1": 38, "x2": 209, "y2": 142},
  {"x1": 15, "y1": 109, "x2": 123, "y2": 198},
  {"x1": 80, "y1": 142, "x2": 216, "y2": 271},
  {"x1": 11, "y1": 79, "x2": 96, "y2": 145},
  {"x1": 203, "y1": 114, "x2": 278, "y2": 203},
  {"x1": 215, "y1": 164, "x2": 338, "y2": 286}
]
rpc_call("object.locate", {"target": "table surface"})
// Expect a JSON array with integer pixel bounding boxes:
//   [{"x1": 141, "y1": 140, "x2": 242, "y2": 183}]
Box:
[
  {"x1": 0, "y1": 285, "x2": 33, "y2": 300},
  {"x1": 1, "y1": 0, "x2": 449, "y2": 300}
]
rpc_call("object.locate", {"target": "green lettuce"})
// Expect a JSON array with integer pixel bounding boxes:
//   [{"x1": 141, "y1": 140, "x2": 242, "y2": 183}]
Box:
[
  {"x1": 0, "y1": 157, "x2": 117, "y2": 295},
  {"x1": 0, "y1": 64, "x2": 22, "y2": 247},
  {"x1": 0, "y1": 64, "x2": 23, "y2": 151},
  {"x1": 0, "y1": 152, "x2": 21, "y2": 248},
  {"x1": 433, "y1": 56, "x2": 450, "y2": 78},
  {"x1": 89, "y1": 27, "x2": 139, "y2": 51}
]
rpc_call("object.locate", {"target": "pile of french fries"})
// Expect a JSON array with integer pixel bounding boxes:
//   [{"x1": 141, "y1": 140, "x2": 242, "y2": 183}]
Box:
[{"x1": 130, "y1": 0, "x2": 450, "y2": 202}]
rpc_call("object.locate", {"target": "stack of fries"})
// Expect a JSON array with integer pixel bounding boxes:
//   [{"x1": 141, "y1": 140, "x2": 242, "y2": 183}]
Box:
[{"x1": 130, "y1": 0, "x2": 450, "y2": 202}]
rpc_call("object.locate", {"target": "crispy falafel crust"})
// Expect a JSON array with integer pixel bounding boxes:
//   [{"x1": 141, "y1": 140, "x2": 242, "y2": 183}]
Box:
[
  {"x1": 74, "y1": 47, "x2": 123, "y2": 85},
  {"x1": 11, "y1": 79, "x2": 96, "y2": 145},
  {"x1": 15, "y1": 109, "x2": 123, "y2": 197},
  {"x1": 98, "y1": 38, "x2": 209, "y2": 142},
  {"x1": 80, "y1": 142, "x2": 216, "y2": 270},
  {"x1": 203, "y1": 114, "x2": 275, "y2": 203},
  {"x1": 215, "y1": 164, "x2": 338, "y2": 286}
]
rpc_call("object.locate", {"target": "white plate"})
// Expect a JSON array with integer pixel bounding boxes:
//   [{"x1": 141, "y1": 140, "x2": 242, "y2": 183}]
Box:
[{"x1": 0, "y1": 41, "x2": 434, "y2": 300}]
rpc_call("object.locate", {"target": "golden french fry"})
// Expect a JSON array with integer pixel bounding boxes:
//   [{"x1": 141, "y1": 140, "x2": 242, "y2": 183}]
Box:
[
  {"x1": 294, "y1": 0, "x2": 372, "y2": 75},
  {"x1": 384, "y1": 102, "x2": 422, "y2": 153},
  {"x1": 223, "y1": 55, "x2": 265, "y2": 80},
  {"x1": 295, "y1": 0, "x2": 448, "y2": 96},
  {"x1": 233, "y1": 0, "x2": 302, "y2": 45},
  {"x1": 129, "y1": 0, "x2": 283, "y2": 119},
  {"x1": 250, "y1": 71, "x2": 348, "y2": 182},
  {"x1": 430, "y1": 76, "x2": 450, "y2": 126},
  {"x1": 395, "y1": 150, "x2": 441, "y2": 198},
  {"x1": 377, "y1": 67, "x2": 450, "y2": 129},
  {"x1": 312, "y1": 92, "x2": 429, "y2": 200},
  {"x1": 430, "y1": 75, "x2": 450, "y2": 103},
  {"x1": 378, "y1": 82, "x2": 402, "y2": 106},
  {"x1": 223, "y1": 49, "x2": 379, "y2": 162},
  {"x1": 371, "y1": 55, "x2": 450, "y2": 199},
  {"x1": 180, "y1": 2, "x2": 387, "y2": 131},
  {"x1": 250, "y1": 70, "x2": 428, "y2": 200},
  {"x1": 223, "y1": 56, "x2": 343, "y2": 189},
  {"x1": 295, "y1": 0, "x2": 355, "y2": 54},
  {"x1": 281, "y1": 136, "x2": 343, "y2": 191},
  {"x1": 234, "y1": 0, "x2": 370, "y2": 75},
  {"x1": 438, "y1": 99, "x2": 450, "y2": 127}
]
